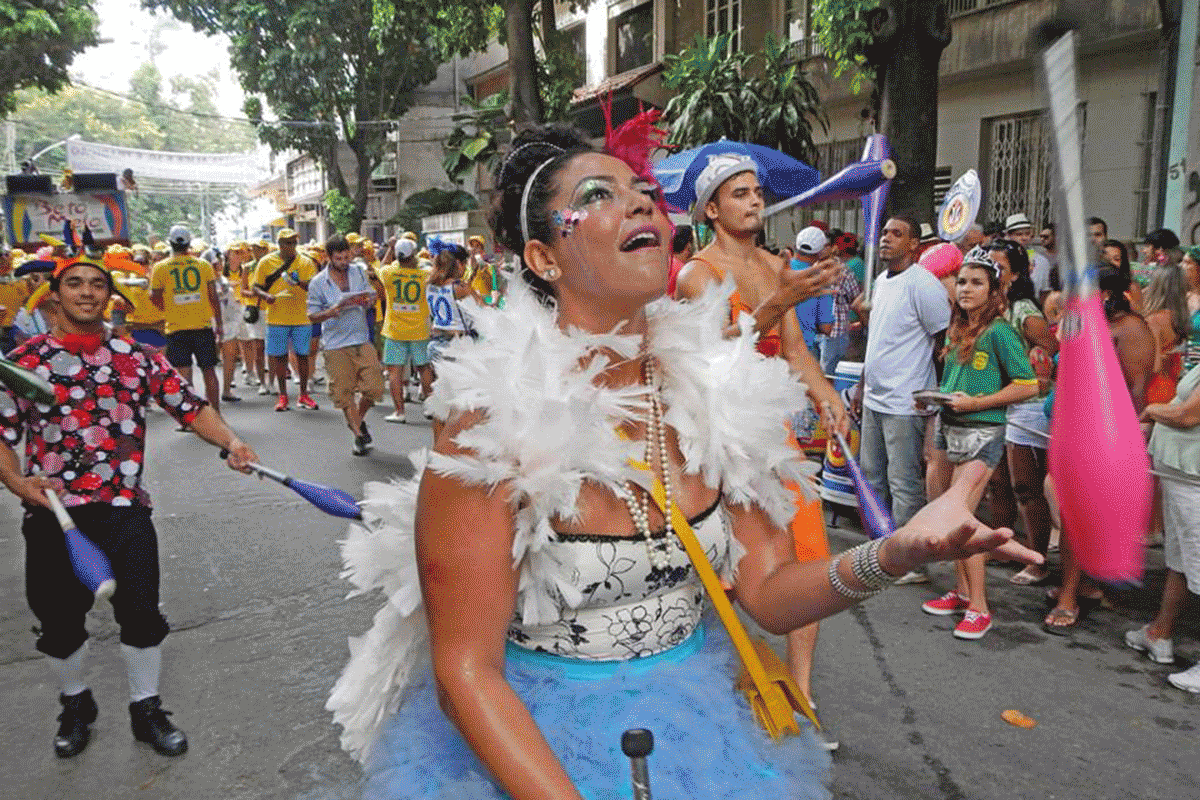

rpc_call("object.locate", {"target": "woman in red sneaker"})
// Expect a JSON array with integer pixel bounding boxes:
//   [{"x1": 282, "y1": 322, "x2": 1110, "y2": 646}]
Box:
[{"x1": 918, "y1": 250, "x2": 1038, "y2": 640}]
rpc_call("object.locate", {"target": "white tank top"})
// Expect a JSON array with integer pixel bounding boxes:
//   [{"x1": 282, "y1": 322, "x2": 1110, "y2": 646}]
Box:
[{"x1": 427, "y1": 282, "x2": 466, "y2": 333}]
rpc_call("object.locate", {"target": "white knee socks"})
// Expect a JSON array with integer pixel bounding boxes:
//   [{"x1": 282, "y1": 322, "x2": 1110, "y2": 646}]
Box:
[
  {"x1": 47, "y1": 642, "x2": 89, "y2": 697},
  {"x1": 120, "y1": 644, "x2": 161, "y2": 702}
]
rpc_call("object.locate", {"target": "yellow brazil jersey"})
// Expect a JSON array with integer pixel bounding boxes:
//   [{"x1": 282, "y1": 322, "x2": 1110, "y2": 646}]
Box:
[
  {"x1": 378, "y1": 261, "x2": 430, "y2": 341},
  {"x1": 120, "y1": 271, "x2": 164, "y2": 326},
  {"x1": 0, "y1": 275, "x2": 32, "y2": 328},
  {"x1": 150, "y1": 254, "x2": 218, "y2": 334},
  {"x1": 252, "y1": 252, "x2": 317, "y2": 326}
]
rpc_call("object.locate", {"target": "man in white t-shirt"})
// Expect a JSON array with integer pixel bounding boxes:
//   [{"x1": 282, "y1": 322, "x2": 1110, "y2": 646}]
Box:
[{"x1": 854, "y1": 213, "x2": 951, "y2": 553}]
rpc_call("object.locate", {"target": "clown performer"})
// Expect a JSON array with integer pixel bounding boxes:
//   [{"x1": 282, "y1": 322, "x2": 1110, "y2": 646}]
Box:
[
  {"x1": 673, "y1": 152, "x2": 851, "y2": 747},
  {"x1": 326, "y1": 124, "x2": 1042, "y2": 800},
  {"x1": 0, "y1": 253, "x2": 258, "y2": 758}
]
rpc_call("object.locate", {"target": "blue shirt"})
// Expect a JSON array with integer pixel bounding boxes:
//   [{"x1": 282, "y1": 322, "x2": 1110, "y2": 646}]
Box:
[
  {"x1": 306, "y1": 263, "x2": 374, "y2": 350},
  {"x1": 790, "y1": 258, "x2": 834, "y2": 350}
]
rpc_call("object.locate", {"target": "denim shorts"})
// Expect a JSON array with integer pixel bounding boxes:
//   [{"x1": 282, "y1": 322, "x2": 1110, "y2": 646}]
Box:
[
  {"x1": 935, "y1": 419, "x2": 1006, "y2": 467},
  {"x1": 382, "y1": 336, "x2": 429, "y2": 367},
  {"x1": 265, "y1": 323, "x2": 313, "y2": 357}
]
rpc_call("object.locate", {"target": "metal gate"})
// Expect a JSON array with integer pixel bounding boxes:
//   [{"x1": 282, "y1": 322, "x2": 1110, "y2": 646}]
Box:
[
  {"x1": 982, "y1": 106, "x2": 1087, "y2": 230},
  {"x1": 983, "y1": 111, "x2": 1055, "y2": 229}
]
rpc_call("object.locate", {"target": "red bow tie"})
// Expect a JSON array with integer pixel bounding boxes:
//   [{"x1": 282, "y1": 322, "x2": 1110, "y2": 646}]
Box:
[{"x1": 59, "y1": 333, "x2": 105, "y2": 355}]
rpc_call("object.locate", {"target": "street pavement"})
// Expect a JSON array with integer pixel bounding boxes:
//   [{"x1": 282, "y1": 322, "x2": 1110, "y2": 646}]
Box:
[{"x1": 0, "y1": 381, "x2": 1197, "y2": 800}]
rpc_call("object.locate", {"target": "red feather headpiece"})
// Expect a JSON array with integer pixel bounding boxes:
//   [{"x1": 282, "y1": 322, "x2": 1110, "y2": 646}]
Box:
[{"x1": 601, "y1": 93, "x2": 677, "y2": 220}]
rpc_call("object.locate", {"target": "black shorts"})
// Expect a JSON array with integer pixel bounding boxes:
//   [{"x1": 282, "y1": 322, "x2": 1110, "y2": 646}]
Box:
[
  {"x1": 22, "y1": 504, "x2": 170, "y2": 657},
  {"x1": 166, "y1": 327, "x2": 218, "y2": 369}
]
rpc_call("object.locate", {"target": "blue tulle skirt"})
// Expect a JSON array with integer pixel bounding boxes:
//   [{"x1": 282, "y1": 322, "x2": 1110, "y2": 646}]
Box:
[{"x1": 364, "y1": 621, "x2": 831, "y2": 800}]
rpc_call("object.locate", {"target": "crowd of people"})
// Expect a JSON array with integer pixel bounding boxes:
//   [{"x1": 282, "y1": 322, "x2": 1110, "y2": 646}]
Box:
[
  {"x1": 1, "y1": 127, "x2": 1196, "y2": 798},
  {"x1": 759, "y1": 209, "x2": 1200, "y2": 691},
  {"x1": 0, "y1": 222, "x2": 507, "y2": 457}
]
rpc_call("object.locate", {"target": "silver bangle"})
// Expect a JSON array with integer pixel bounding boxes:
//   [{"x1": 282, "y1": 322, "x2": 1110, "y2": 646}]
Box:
[
  {"x1": 827, "y1": 553, "x2": 880, "y2": 601},
  {"x1": 851, "y1": 538, "x2": 896, "y2": 591}
]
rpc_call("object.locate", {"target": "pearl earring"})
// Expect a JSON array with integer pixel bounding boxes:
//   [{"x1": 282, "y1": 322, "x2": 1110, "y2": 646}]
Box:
[{"x1": 545, "y1": 268, "x2": 557, "y2": 279}]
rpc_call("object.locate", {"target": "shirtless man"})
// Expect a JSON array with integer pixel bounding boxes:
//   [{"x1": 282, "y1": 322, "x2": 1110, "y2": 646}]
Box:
[{"x1": 673, "y1": 153, "x2": 848, "y2": 750}]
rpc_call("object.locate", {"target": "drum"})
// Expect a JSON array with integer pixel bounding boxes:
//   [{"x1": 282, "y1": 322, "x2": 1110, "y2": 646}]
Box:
[{"x1": 819, "y1": 362, "x2": 862, "y2": 506}]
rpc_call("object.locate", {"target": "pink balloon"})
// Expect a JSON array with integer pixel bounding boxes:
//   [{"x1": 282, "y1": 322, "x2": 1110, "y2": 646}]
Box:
[
  {"x1": 1049, "y1": 294, "x2": 1150, "y2": 584},
  {"x1": 919, "y1": 243, "x2": 963, "y2": 279}
]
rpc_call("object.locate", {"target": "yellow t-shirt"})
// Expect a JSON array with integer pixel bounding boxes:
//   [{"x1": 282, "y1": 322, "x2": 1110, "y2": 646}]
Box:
[
  {"x1": 252, "y1": 253, "x2": 318, "y2": 326},
  {"x1": 0, "y1": 276, "x2": 32, "y2": 327},
  {"x1": 378, "y1": 261, "x2": 430, "y2": 341},
  {"x1": 150, "y1": 254, "x2": 218, "y2": 334}
]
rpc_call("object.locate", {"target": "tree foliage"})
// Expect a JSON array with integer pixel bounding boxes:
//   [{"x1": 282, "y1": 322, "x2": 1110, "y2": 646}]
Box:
[
  {"x1": 442, "y1": 90, "x2": 509, "y2": 186},
  {"x1": 810, "y1": 0, "x2": 881, "y2": 95},
  {"x1": 323, "y1": 188, "x2": 357, "y2": 234},
  {"x1": 662, "y1": 34, "x2": 827, "y2": 164},
  {"x1": 145, "y1": 0, "x2": 467, "y2": 231},
  {"x1": 0, "y1": 0, "x2": 99, "y2": 114}
]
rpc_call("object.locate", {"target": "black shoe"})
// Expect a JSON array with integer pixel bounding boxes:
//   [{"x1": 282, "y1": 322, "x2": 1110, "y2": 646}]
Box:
[
  {"x1": 55, "y1": 689, "x2": 98, "y2": 758},
  {"x1": 352, "y1": 433, "x2": 371, "y2": 456},
  {"x1": 359, "y1": 420, "x2": 371, "y2": 444},
  {"x1": 129, "y1": 695, "x2": 188, "y2": 756}
]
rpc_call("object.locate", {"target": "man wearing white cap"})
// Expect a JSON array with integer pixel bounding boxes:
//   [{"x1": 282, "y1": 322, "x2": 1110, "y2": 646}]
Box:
[
  {"x1": 1004, "y1": 213, "x2": 1051, "y2": 297},
  {"x1": 674, "y1": 154, "x2": 846, "y2": 750}
]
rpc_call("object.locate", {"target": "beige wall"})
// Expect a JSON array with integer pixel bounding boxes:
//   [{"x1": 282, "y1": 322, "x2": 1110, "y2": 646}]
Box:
[{"x1": 813, "y1": 45, "x2": 1158, "y2": 242}]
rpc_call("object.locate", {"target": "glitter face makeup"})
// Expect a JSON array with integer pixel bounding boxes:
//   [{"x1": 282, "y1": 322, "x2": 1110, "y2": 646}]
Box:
[{"x1": 551, "y1": 209, "x2": 589, "y2": 237}]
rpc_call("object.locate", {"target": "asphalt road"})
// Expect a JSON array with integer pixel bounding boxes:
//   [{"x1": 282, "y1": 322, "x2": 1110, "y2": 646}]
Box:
[{"x1": 0, "y1": 382, "x2": 1196, "y2": 800}]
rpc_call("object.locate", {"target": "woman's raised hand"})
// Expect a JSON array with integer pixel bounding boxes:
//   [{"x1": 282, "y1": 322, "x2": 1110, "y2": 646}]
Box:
[{"x1": 880, "y1": 461, "x2": 1044, "y2": 576}]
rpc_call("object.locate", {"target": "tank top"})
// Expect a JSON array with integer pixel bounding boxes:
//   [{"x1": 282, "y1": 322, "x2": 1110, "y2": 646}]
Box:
[
  {"x1": 688, "y1": 255, "x2": 781, "y2": 357},
  {"x1": 427, "y1": 281, "x2": 467, "y2": 334},
  {"x1": 1185, "y1": 308, "x2": 1200, "y2": 372}
]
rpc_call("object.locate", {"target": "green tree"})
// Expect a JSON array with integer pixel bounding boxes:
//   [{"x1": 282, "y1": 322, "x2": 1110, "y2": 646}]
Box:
[
  {"x1": 810, "y1": 0, "x2": 951, "y2": 220},
  {"x1": 442, "y1": 90, "x2": 510, "y2": 186},
  {"x1": 810, "y1": 0, "x2": 880, "y2": 95},
  {"x1": 662, "y1": 34, "x2": 826, "y2": 164},
  {"x1": 147, "y1": 0, "x2": 471, "y2": 231},
  {"x1": 0, "y1": 0, "x2": 99, "y2": 114},
  {"x1": 323, "y1": 188, "x2": 357, "y2": 234}
]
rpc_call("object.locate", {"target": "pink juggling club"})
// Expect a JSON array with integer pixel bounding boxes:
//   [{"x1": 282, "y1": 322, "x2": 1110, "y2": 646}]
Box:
[{"x1": 1041, "y1": 28, "x2": 1150, "y2": 584}]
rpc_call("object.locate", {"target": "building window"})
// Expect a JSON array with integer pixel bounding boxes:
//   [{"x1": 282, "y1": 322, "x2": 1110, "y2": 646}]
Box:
[
  {"x1": 706, "y1": 0, "x2": 741, "y2": 53},
  {"x1": 564, "y1": 22, "x2": 586, "y2": 65},
  {"x1": 981, "y1": 108, "x2": 1085, "y2": 232},
  {"x1": 1133, "y1": 91, "x2": 1157, "y2": 239},
  {"x1": 614, "y1": 3, "x2": 653, "y2": 74},
  {"x1": 784, "y1": 0, "x2": 807, "y2": 42},
  {"x1": 807, "y1": 137, "x2": 868, "y2": 234}
]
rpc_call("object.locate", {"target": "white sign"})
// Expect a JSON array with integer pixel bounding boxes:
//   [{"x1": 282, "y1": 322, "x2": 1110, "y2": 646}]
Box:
[{"x1": 67, "y1": 139, "x2": 261, "y2": 185}]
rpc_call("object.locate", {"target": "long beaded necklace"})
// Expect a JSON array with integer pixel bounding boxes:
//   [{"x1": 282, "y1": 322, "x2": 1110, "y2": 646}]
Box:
[{"x1": 617, "y1": 357, "x2": 674, "y2": 570}]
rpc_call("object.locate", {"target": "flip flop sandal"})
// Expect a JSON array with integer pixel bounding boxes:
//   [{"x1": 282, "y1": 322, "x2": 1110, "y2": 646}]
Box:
[
  {"x1": 1042, "y1": 607, "x2": 1079, "y2": 635},
  {"x1": 1010, "y1": 568, "x2": 1052, "y2": 586}
]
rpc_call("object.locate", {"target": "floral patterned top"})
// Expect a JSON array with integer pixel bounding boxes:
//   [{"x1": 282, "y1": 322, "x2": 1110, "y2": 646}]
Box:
[
  {"x1": 0, "y1": 334, "x2": 207, "y2": 508},
  {"x1": 507, "y1": 498, "x2": 733, "y2": 660}
]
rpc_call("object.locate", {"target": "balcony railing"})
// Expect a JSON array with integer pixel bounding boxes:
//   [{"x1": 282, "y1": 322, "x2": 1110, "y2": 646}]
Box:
[
  {"x1": 785, "y1": 36, "x2": 825, "y2": 63},
  {"x1": 948, "y1": 0, "x2": 1024, "y2": 18}
]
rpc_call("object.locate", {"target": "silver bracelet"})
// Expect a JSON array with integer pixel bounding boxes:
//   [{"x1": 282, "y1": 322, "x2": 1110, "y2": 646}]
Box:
[
  {"x1": 827, "y1": 553, "x2": 880, "y2": 601},
  {"x1": 851, "y1": 538, "x2": 896, "y2": 591}
]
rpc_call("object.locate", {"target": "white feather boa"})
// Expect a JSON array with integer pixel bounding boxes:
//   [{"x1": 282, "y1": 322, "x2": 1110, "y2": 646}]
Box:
[{"x1": 326, "y1": 278, "x2": 817, "y2": 763}]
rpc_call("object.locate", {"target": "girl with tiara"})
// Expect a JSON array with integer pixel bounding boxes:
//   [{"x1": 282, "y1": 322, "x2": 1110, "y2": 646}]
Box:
[{"x1": 327, "y1": 123, "x2": 1041, "y2": 800}]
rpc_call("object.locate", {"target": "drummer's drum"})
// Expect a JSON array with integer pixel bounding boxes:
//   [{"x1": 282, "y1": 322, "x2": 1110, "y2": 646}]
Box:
[{"x1": 819, "y1": 362, "x2": 862, "y2": 506}]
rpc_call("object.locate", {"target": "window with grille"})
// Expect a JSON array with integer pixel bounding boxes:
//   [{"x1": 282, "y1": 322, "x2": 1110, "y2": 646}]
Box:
[
  {"x1": 804, "y1": 137, "x2": 868, "y2": 235},
  {"x1": 706, "y1": 0, "x2": 741, "y2": 54},
  {"x1": 614, "y1": 3, "x2": 653, "y2": 74},
  {"x1": 981, "y1": 107, "x2": 1085, "y2": 231},
  {"x1": 1133, "y1": 91, "x2": 1157, "y2": 239}
]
